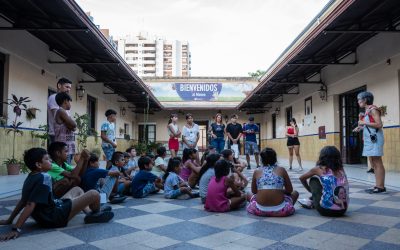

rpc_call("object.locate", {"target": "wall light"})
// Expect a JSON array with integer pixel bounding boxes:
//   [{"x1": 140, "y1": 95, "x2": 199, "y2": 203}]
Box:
[
  {"x1": 76, "y1": 85, "x2": 85, "y2": 100},
  {"x1": 318, "y1": 84, "x2": 328, "y2": 101},
  {"x1": 120, "y1": 107, "x2": 126, "y2": 116},
  {"x1": 275, "y1": 107, "x2": 280, "y2": 116}
]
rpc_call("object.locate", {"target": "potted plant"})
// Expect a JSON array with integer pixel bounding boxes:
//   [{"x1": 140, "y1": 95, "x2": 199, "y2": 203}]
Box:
[
  {"x1": 2, "y1": 94, "x2": 32, "y2": 175},
  {"x1": 73, "y1": 113, "x2": 98, "y2": 163},
  {"x1": 26, "y1": 107, "x2": 40, "y2": 121},
  {"x1": 124, "y1": 133, "x2": 131, "y2": 141},
  {"x1": 31, "y1": 124, "x2": 49, "y2": 147}
]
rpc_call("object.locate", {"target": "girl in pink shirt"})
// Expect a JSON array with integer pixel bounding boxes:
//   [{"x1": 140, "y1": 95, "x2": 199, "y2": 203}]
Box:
[
  {"x1": 205, "y1": 160, "x2": 245, "y2": 212},
  {"x1": 180, "y1": 148, "x2": 201, "y2": 188}
]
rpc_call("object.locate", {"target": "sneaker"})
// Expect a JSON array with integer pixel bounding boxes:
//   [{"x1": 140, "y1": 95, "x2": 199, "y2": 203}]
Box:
[
  {"x1": 366, "y1": 187, "x2": 387, "y2": 194},
  {"x1": 100, "y1": 205, "x2": 112, "y2": 212},
  {"x1": 84, "y1": 211, "x2": 114, "y2": 224},
  {"x1": 109, "y1": 195, "x2": 127, "y2": 204},
  {"x1": 367, "y1": 168, "x2": 375, "y2": 174},
  {"x1": 298, "y1": 198, "x2": 313, "y2": 209},
  {"x1": 190, "y1": 191, "x2": 200, "y2": 198},
  {"x1": 365, "y1": 186, "x2": 377, "y2": 193}
]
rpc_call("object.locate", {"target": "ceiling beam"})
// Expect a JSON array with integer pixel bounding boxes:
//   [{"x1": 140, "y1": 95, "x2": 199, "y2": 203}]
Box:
[
  {"x1": 323, "y1": 29, "x2": 400, "y2": 34},
  {"x1": 49, "y1": 60, "x2": 119, "y2": 65},
  {"x1": 79, "y1": 80, "x2": 136, "y2": 84},
  {"x1": 0, "y1": 27, "x2": 89, "y2": 32},
  {"x1": 269, "y1": 81, "x2": 322, "y2": 85},
  {"x1": 287, "y1": 62, "x2": 356, "y2": 66}
]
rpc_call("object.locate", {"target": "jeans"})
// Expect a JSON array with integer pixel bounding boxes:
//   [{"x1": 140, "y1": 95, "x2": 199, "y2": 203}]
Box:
[
  {"x1": 96, "y1": 176, "x2": 117, "y2": 199},
  {"x1": 211, "y1": 137, "x2": 225, "y2": 153},
  {"x1": 102, "y1": 143, "x2": 115, "y2": 161}
]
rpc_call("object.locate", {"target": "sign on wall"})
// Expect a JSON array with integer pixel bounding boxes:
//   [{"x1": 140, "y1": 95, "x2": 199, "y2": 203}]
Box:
[{"x1": 145, "y1": 81, "x2": 258, "y2": 108}]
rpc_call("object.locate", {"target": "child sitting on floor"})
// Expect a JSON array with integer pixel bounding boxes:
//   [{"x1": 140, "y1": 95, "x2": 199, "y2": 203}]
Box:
[
  {"x1": 246, "y1": 147, "x2": 298, "y2": 217},
  {"x1": 125, "y1": 147, "x2": 138, "y2": 177},
  {"x1": 0, "y1": 148, "x2": 113, "y2": 241},
  {"x1": 152, "y1": 146, "x2": 168, "y2": 178},
  {"x1": 221, "y1": 149, "x2": 248, "y2": 190},
  {"x1": 110, "y1": 151, "x2": 132, "y2": 196},
  {"x1": 81, "y1": 153, "x2": 126, "y2": 204},
  {"x1": 47, "y1": 142, "x2": 90, "y2": 198},
  {"x1": 198, "y1": 153, "x2": 221, "y2": 204},
  {"x1": 131, "y1": 156, "x2": 164, "y2": 198},
  {"x1": 298, "y1": 146, "x2": 349, "y2": 217},
  {"x1": 205, "y1": 160, "x2": 246, "y2": 212},
  {"x1": 180, "y1": 148, "x2": 201, "y2": 188},
  {"x1": 163, "y1": 157, "x2": 199, "y2": 199}
]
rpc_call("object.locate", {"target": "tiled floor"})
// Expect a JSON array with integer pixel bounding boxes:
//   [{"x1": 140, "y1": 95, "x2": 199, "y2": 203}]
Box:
[{"x1": 1, "y1": 169, "x2": 400, "y2": 250}]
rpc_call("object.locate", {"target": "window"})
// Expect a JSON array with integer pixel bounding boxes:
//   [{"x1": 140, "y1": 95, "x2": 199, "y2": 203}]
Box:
[
  {"x1": 305, "y1": 96, "x2": 312, "y2": 115},
  {"x1": 87, "y1": 95, "x2": 96, "y2": 133},
  {"x1": 272, "y1": 113, "x2": 277, "y2": 139},
  {"x1": 138, "y1": 124, "x2": 156, "y2": 143},
  {"x1": 124, "y1": 123, "x2": 129, "y2": 134},
  {"x1": 0, "y1": 52, "x2": 5, "y2": 117},
  {"x1": 286, "y1": 106, "x2": 292, "y2": 126}
]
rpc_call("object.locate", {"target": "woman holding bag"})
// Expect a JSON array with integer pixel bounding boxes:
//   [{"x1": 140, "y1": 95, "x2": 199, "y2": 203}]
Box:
[{"x1": 353, "y1": 91, "x2": 386, "y2": 194}]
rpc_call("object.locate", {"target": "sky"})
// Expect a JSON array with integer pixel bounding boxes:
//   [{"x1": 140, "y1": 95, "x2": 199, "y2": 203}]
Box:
[{"x1": 76, "y1": 0, "x2": 330, "y2": 77}]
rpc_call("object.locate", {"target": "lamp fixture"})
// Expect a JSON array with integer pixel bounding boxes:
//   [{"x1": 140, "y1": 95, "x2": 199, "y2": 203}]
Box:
[
  {"x1": 318, "y1": 84, "x2": 328, "y2": 101},
  {"x1": 275, "y1": 107, "x2": 280, "y2": 116},
  {"x1": 76, "y1": 85, "x2": 85, "y2": 100},
  {"x1": 120, "y1": 107, "x2": 126, "y2": 116}
]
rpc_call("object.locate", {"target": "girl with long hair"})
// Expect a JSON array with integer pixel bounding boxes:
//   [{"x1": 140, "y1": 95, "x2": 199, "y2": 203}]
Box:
[
  {"x1": 167, "y1": 113, "x2": 181, "y2": 158},
  {"x1": 286, "y1": 118, "x2": 303, "y2": 171}
]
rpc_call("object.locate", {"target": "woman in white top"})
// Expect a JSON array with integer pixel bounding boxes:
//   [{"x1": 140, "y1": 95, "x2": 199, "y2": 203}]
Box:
[
  {"x1": 182, "y1": 113, "x2": 200, "y2": 164},
  {"x1": 167, "y1": 113, "x2": 181, "y2": 158}
]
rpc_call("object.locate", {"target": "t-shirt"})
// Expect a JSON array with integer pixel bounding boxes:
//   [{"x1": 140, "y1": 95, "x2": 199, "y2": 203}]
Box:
[
  {"x1": 182, "y1": 123, "x2": 199, "y2": 149},
  {"x1": 199, "y1": 168, "x2": 215, "y2": 199},
  {"x1": 47, "y1": 94, "x2": 58, "y2": 136},
  {"x1": 127, "y1": 158, "x2": 138, "y2": 169},
  {"x1": 101, "y1": 121, "x2": 116, "y2": 146},
  {"x1": 81, "y1": 168, "x2": 109, "y2": 192},
  {"x1": 164, "y1": 172, "x2": 180, "y2": 198},
  {"x1": 131, "y1": 170, "x2": 158, "y2": 198},
  {"x1": 21, "y1": 172, "x2": 71, "y2": 228},
  {"x1": 47, "y1": 162, "x2": 74, "y2": 181},
  {"x1": 226, "y1": 123, "x2": 243, "y2": 144},
  {"x1": 210, "y1": 123, "x2": 225, "y2": 138},
  {"x1": 243, "y1": 123, "x2": 259, "y2": 143},
  {"x1": 152, "y1": 157, "x2": 166, "y2": 177}
]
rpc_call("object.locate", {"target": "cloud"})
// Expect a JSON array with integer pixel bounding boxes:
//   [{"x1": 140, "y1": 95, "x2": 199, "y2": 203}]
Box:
[{"x1": 76, "y1": 0, "x2": 330, "y2": 76}]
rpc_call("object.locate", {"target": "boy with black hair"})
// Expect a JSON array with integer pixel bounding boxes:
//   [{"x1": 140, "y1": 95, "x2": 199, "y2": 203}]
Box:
[
  {"x1": 131, "y1": 156, "x2": 163, "y2": 198},
  {"x1": 48, "y1": 77, "x2": 72, "y2": 144},
  {"x1": 126, "y1": 147, "x2": 138, "y2": 177},
  {"x1": 54, "y1": 92, "x2": 77, "y2": 164},
  {"x1": 101, "y1": 109, "x2": 117, "y2": 168},
  {"x1": 81, "y1": 154, "x2": 126, "y2": 204},
  {"x1": 110, "y1": 151, "x2": 132, "y2": 196},
  {"x1": 47, "y1": 142, "x2": 89, "y2": 198},
  {"x1": 0, "y1": 148, "x2": 113, "y2": 241}
]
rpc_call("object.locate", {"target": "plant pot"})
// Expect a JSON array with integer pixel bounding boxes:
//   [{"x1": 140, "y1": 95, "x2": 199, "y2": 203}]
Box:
[
  {"x1": 7, "y1": 163, "x2": 20, "y2": 175},
  {"x1": 74, "y1": 153, "x2": 81, "y2": 164}
]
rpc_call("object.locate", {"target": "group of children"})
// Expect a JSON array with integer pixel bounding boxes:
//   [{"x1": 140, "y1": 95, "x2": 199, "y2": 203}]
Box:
[{"x1": 0, "y1": 142, "x2": 350, "y2": 241}]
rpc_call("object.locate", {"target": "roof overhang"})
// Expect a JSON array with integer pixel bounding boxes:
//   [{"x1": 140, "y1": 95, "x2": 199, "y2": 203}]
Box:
[
  {"x1": 238, "y1": 0, "x2": 400, "y2": 111},
  {"x1": 0, "y1": 0, "x2": 163, "y2": 112}
]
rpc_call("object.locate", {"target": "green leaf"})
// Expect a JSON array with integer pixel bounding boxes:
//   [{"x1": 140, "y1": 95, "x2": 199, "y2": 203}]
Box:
[{"x1": 12, "y1": 94, "x2": 18, "y2": 103}]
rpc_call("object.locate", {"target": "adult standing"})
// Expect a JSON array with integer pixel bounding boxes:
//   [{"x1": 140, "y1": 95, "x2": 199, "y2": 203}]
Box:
[
  {"x1": 167, "y1": 113, "x2": 181, "y2": 158},
  {"x1": 47, "y1": 77, "x2": 72, "y2": 144},
  {"x1": 182, "y1": 113, "x2": 200, "y2": 163},
  {"x1": 225, "y1": 114, "x2": 243, "y2": 159},
  {"x1": 243, "y1": 117, "x2": 260, "y2": 169},
  {"x1": 286, "y1": 118, "x2": 303, "y2": 171},
  {"x1": 209, "y1": 113, "x2": 225, "y2": 153},
  {"x1": 353, "y1": 91, "x2": 386, "y2": 193}
]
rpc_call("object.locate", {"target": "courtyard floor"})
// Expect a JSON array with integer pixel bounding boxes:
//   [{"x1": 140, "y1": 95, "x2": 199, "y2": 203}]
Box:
[{"x1": 1, "y1": 167, "x2": 400, "y2": 250}]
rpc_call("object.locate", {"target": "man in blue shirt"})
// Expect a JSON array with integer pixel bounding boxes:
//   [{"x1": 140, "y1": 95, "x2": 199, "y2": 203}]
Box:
[{"x1": 243, "y1": 117, "x2": 260, "y2": 169}]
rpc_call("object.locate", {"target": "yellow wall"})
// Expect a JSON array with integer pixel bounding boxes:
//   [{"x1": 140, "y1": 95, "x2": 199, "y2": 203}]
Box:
[{"x1": 261, "y1": 128, "x2": 399, "y2": 171}]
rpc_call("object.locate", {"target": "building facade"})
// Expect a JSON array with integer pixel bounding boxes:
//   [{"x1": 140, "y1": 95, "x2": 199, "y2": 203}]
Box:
[{"x1": 117, "y1": 33, "x2": 191, "y2": 77}]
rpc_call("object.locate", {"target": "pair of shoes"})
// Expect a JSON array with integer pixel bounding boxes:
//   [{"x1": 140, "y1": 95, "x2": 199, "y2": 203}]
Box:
[
  {"x1": 366, "y1": 187, "x2": 387, "y2": 194},
  {"x1": 298, "y1": 199, "x2": 314, "y2": 209},
  {"x1": 84, "y1": 211, "x2": 114, "y2": 224},
  {"x1": 367, "y1": 168, "x2": 375, "y2": 174},
  {"x1": 109, "y1": 195, "x2": 127, "y2": 204}
]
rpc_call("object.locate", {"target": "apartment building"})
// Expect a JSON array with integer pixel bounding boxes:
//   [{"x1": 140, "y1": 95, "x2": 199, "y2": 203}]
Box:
[{"x1": 117, "y1": 33, "x2": 191, "y2": 77}]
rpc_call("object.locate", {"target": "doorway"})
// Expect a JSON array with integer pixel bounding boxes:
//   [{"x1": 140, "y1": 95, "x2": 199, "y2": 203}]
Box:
[
  {"x1": 197, "y1": 121, "x2": 209, "y2": 152},
  {"x1": 339, "y1": 86, "x2": 367, "y2": 164}
]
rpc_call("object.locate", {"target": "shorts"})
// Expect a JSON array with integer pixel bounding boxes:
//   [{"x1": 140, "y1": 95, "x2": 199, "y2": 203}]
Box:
[
  {"x1": 165, "y1": 189, "x2": 182, "y2": 199},
  {"x1": 168, "y1": 138, "x2": 180, "y2": 151},
  {"x1": 287, "y1": 137, "x2": 300, "y2": 147},
  {"x1": 247, "y1": 195, "x2": 295, "y2": 217},
  {"x1": 245, "y1": 141, "x2": 259, "y2": 155},
  {"x1": 102, "y1": 143, "x2": 115, "y2": 161}
]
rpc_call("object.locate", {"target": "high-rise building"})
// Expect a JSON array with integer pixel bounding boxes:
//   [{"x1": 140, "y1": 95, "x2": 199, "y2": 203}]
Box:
[{"x1": 116, "y1": 33, "x2": 191, "y2": 77}]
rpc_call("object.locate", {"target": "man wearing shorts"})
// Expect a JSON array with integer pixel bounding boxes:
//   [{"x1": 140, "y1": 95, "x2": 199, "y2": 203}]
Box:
[{"x1": 243, "y1": 117, "x2": 260, "y2": 169}]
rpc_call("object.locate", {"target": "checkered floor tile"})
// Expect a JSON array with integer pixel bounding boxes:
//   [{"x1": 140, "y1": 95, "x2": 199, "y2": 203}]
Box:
[{"x1": 1, "y1": 169, "x2": 400, "y2": 249}]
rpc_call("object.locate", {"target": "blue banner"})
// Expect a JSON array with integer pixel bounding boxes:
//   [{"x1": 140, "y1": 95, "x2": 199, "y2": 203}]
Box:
[{"x1": 174, "y1": 83, "x2": 222, "y2": 101}]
